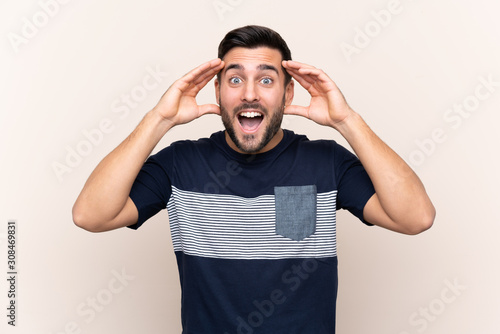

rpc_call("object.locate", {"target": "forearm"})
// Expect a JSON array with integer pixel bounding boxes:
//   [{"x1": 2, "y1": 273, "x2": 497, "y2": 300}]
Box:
[
  {"x1": 334, "y1": 110, "x2": 435, "y2": 231},
  {"x1": 281, "y1": 60, "x2": 434, "y2": 233},
  {"x1": 72, "y1": 58, "x2": 223, "y2": 232},
  {"x1": 72, "y1": 109, "x2": 173, "y2": 230}
]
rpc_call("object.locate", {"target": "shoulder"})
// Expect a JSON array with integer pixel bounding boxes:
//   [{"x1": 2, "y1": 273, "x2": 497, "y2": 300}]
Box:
[
  {"x1": 283, "y1": 130, "x2": 360, "y2": 176},
  {"x1": 284, "y1": 129, "x2": 341, "y2": 154},
  {"x1": 152, "y1": 131, "x2": 223, "y2": 160}
]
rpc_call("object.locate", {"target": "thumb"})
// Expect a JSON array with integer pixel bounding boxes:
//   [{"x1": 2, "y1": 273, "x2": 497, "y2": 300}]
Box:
[
  {"x1": 199, "y1": 103, "x2": 221, "y2": 116},
  {"x1": 284, "y1": 105, "x2": 309, "y2": 118}
]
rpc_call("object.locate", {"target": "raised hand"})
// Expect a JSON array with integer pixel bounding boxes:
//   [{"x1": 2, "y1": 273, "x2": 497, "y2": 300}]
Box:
[
  {"x1": 72, "y1": 59, "x2": 224, "y2": 232},
  {"x1": 154, "y1": 58, "x2": 225, "y2": 126},
  {"x1": 282, "y1": 60, "x2": 353, "y2": 128}
]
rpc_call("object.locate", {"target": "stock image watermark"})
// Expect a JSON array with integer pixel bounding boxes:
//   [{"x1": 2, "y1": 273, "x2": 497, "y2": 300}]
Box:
[
  {"x1": 6, "y1": 220, "x2": 18, "y2": 326},
  {"x1": 213, "y1": 0, "x2": 244, "y2": 21},
  {"x1": 51, "y1": 65, "x2": 169, "y2": 183},
  {"x1": 340, "y1": 0, "x2": 410, "y2": 63},
  {"x1": 224, "y1": 258, "x2": 318, "y2": 334},
  {"x1": 397, "y1": 277, "x2": 466, "y2": 334},
  {"x1": 7, "y1": 0, "x2": 73, "y2": 54},
  {"x1": 407, "y1": 73, "x2": 499, "y2": 168},
  {"x1": 49, "y1": 268, "x2": 135, "y2": 334},
  {"x1": 192, "y1": 159, "x2": 243, "y2": 194}
]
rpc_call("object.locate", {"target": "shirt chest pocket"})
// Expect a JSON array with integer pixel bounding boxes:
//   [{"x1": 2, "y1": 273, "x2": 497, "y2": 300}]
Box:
[{"x1": 274, "y1": 185, "x2": 317, "y2": 241}]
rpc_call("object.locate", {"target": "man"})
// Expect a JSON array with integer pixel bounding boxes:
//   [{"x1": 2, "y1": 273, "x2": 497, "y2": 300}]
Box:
[{"x1": 73, "y1": 25, "x2": 435, "y2": 333}]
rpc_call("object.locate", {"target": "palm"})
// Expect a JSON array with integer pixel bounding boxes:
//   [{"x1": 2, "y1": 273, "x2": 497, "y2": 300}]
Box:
[
  {"x1": 155, "y1": 59, "x2": 224, "y2": 126},
  {"x1": 169, "y1": 86, "x2": 205, "y2": 125},
  {"x1": 283, "y1": 61, "x2": 352, "y2": 127}
]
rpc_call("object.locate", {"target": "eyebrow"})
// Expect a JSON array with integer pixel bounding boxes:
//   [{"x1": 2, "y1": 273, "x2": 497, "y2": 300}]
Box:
[{"x1": 224, "y1": 63, "x2": 280, "y2": 76}]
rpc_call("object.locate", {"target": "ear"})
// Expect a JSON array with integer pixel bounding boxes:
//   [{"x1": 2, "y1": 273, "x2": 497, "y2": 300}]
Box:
[
  {"x1": 214, "y1": 77, "x2": 220, "y2": 104},
  {"x1": 285, "y1": 79, "x2": 294, "y2": 106}
]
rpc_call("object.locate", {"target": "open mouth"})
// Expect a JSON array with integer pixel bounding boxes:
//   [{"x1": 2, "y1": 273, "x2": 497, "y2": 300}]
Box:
[{"x1": 237, "y1": 110, "x2": 264, "y2": 133}]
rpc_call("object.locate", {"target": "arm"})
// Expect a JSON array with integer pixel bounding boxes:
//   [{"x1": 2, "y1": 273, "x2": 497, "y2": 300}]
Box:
[
  {"x1": 282, "y1": 60, "x2": 435, "y2": 235},
  {"x1": 72, "y1": 59, "x2": 225, "y2": 232}
]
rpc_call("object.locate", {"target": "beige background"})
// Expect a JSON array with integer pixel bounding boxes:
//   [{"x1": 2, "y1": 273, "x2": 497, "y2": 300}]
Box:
[{"x1": 1, "y1": 0, "x2": 499, "y2": 333}]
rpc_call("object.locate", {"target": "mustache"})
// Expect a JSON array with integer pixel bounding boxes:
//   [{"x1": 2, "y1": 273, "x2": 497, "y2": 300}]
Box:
[{"x1": 233, "y1": 103, "x2": 268, "y2": 114}]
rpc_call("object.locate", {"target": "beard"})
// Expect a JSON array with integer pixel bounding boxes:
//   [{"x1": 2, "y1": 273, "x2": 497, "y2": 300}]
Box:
[{"x1": 220, "y1": 97, "x2": 285, "y2": 154}]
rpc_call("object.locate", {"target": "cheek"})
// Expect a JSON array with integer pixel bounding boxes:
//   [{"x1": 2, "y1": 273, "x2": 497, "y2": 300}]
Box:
[
  {"x1": 219, "y1": 87, "x2": 239, "y2": 104},
  {"x1": 262, "y1": 90, "x2": 285, "y2": 105}
]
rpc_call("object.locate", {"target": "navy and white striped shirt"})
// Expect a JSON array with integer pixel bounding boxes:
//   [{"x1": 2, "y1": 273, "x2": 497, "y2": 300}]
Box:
[{"x1": 129, "y1": 129, "x2": 375, "y2": 334}]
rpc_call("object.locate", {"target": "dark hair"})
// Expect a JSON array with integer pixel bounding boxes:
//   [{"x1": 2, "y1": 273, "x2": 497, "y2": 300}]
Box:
[{"x1": 217, "y1": 25, "x2": 292, "y2": 86}]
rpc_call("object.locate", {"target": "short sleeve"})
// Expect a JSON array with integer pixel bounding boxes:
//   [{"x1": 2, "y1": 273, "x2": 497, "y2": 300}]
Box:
[
  {"x1": 333, "y1": 143, "x2": 376, "y2": 226},
  {"x1": 127, "y1": 149, "x2": 173, "y2": 230}
]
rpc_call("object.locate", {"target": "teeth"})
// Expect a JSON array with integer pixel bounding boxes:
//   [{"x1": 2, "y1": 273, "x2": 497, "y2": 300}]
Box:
[{"x1": 240, "y1": 111, "x2": 262, "y2": 118}]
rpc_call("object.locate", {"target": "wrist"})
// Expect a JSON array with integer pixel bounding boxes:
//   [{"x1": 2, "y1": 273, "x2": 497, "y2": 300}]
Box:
[
  {"x1": 149, "y1": 107, "x2": 176, "y2": 132},
  {"x1": 139, "y1": 108, "x2": 176, "y2": 144},
  {"x1": 331, "y1": 107, "x2": 359, "y2": 132},
  {"x1": 332, "y1": 109, "x2": 373, "y2": 144}
]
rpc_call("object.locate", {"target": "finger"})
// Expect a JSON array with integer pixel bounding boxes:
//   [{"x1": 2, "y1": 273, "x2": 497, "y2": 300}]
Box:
[
  {"x1": 296, "y1": 67, "x2": 333, "y2": 85},
  {"x1": 189, "y1": 63, "x2": 224, "y2": 92},
  {"x1": 285, "y1": 68, "x2": 320, "y2": 93},
  {"x1": 192, "y1": 60, "x2": 225, "y2": 87},
  {"x1": 287, "y1": 67, "x2": 338, "y2": 97},
  {"x1": 291, "y1": 69, "x2": 318, "y2": 87},
  {"x1": 191, "y1": 69, "x2": 222, "y2": 94},
  {"x1": 284, "y1": 67, "x2": 314, "y2": 89},
  {"x1": 282, "y1": 60, "x2": 316, "y2": 71},
  {"x1": 284, "y1": 60, "x2": 333, "y2": 86},
  {"x1": 177, "y1": 59, "x2": 224, "y2": 91},
  {"x1": 198, "y1": 103, "x2": 221, "y2": 116},
  {"x1": 188, "y1": 58, "x2": 223, "y2": 80},
  {"x1": 284, "y1": 104, "x2": 309, "y2": 118}
]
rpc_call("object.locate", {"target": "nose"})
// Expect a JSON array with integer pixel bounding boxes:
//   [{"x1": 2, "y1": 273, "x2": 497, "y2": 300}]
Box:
[{"x1": 242, "y1": 82, "x2": 259, "y2": 102}]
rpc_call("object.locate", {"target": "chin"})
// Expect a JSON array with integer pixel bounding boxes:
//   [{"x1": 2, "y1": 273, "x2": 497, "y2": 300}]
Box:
[{"x1": 234, "y1": 133, "x2": 267, "y2": 153}]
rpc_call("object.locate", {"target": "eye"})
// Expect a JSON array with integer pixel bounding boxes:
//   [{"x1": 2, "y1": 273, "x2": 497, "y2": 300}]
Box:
[
  {"x1": 229, "y1": 77, "x2": 242, "y2": 84},
  {"x1": 260, "y1": 77, "x2": 273, "y2": 85}
]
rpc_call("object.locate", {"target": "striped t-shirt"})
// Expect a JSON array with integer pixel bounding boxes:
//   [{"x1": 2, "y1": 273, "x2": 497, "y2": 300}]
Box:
[{"x1": 128, "y1": 129, "x2": 375, "y2": 334}]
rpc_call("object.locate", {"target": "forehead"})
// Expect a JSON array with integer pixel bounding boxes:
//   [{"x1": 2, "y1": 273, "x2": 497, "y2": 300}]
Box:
[{"x1": 222, "y1": 47, "x2": 283, "y2": 73}]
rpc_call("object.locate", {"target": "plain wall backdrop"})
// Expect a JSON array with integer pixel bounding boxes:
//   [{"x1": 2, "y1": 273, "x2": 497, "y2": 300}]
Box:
[{"x1": 1, "y1": 0, "x2": 499, "y2": 333}]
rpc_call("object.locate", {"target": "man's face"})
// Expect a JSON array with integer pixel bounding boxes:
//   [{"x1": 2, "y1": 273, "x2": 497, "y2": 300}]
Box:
[{"x1": 215, "y1": 47, "x2": 294, "y2": 154}]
